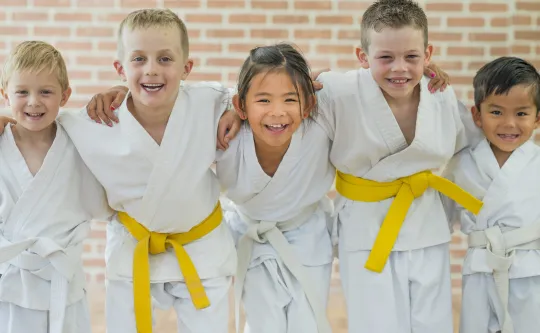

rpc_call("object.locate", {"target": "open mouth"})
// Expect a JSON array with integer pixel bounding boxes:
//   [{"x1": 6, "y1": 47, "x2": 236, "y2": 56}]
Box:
[
  {"x1": 141, "y1": 83, "x2": 164, "y2": 92},
  {"x1": 387, "y1": 78, "x2": 410, "y2": 85},
  {"x1": 24, "y1": 112, "x2": 45, "y2": 119},
  {"x1": 265, "y1": 124, "x2": 289, "y2": 133},
  {"x1": 497, "y1": 134, "x2": 520, "y2": 142}
]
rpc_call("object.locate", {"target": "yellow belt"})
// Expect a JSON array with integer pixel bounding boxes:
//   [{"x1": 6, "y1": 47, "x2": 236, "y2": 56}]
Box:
[
  {"x1": 117, "y1": 203, "x2": 223, "y2": 333},
  {"x1": 336, "y1": 170, "x2": 483, "y2": 273}
]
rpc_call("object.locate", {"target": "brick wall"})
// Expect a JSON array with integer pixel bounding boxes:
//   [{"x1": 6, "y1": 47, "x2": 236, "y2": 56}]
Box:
[{"x1": 1, "y1": 0, "x2": 539, "y2": 295}]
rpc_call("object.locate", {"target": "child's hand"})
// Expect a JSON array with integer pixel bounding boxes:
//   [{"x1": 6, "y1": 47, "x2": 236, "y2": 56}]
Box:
[
  {"x1": 86, "y1": 86, "x2": 128, "y2": 126},
  {"x1": 0, "y1": 116, "x2": 16, "y2": 134},
  {"x1": 424, "y1": 62, "x2": 450, "y2": 93},
  {"x1": 311, "y1": 68, "x2": 330, "y2": 91},
  {"x1": 217, "y1": 110, "x2": 241, "y2": 150}
]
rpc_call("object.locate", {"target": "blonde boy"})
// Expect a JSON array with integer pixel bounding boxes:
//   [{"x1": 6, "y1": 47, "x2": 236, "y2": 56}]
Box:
[
  {"x1": 315, "y1": 0, "x2": 482, "y2": 332},
  {"x1": 0, "y1": 41, "x2": 111, "y2": 333},
  {"x1": 56, "y1": 9, "x2": 238, "y2": 333}
]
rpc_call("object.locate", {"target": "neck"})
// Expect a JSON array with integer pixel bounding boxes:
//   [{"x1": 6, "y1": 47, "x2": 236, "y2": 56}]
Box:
[
  {"x1": 383, "y1": 85, "x2": 421, "y2": 110},
  {"x1": 128, "y1": 94, "x2": 177, "y2": 129},
  {"x1": 253, "y1": 136, "x2": 291, "y2": 163},
  {"x1": 12, "y1": 123, "x2": 56, "y2": 145},
  {"x1": 490, "y1": 142, "x2": 512, "y2": 168}
]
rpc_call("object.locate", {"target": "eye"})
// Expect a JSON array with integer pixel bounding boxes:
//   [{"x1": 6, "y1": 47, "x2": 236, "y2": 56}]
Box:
[
  {"x1": 379, "y1": 56, "x2": 392, "y2": 59},
  {"x1": 132, "y1": 56, "x2": 145, "y2": 62},
  {"x1": 517, "y1": 111, "x2": 529, "y2": 117},
  {"x1": 15, "y1": 90, "x2": 28, "y2": 95},
  {"x1": 256, "y1": 99, "x2": 270, "y2": 103},
  {"x1": 41, "y1": 90, "x2": 52, "y2": 95},
  {"x1": 490, "y1": 110, "x2": 502, "y2": 116},
  {"x1": 285, "y1": 98, "x2": 298, "y2": 103},
  {"x1": 159, "y1": 57, "x2": 172, "y2": 62},
  {"x1": 407, "y1": 55, "x2": 419, "y2": 59}
]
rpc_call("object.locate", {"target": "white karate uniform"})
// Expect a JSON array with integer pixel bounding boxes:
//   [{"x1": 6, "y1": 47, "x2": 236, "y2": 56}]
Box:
[
  {"x1": 443, "y1": 139, "x2": 540, "y2": 333},
  {"x1": 216, "y1": 122, "x2": 335, "y2": 333},
  {"x1": 57, "y1": 82, "x2": 237, "y2": 333},
  {"x1": 0, "y1": 123, "x2": 111, "y2": 333},
  {"x1": 315, "y1": 69, "x2": 482, "y2": 333}
]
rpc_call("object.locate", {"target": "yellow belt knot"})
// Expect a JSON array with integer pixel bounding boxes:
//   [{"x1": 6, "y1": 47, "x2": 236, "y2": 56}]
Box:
[
  {"x1": 401, "y1": 172, "x2": 429, "y2": 198},
  {"x1": 336, "y1": 170, "x2": 483, "y2": 273},
  {"x1": 117, "y1": 203, "x2": 223, "y2": 333},
  {"x1": 148, "y1": 232, "x2": 168, "y2": 254}
]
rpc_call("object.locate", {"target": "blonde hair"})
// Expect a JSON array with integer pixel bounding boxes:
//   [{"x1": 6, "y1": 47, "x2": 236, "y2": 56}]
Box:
[
  {"x1": 1, "y1": 41, "x2": 69, "y2": 91},
  {"x1": 117, "y1": 8, "x2": 190, "y2": 60}
]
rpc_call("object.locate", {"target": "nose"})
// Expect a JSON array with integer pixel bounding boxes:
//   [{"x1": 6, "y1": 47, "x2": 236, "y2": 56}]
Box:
[
  {"x1": 144, "y1": 59, "x2": 158, "y2": 76},
  {"x1": 391, "y1": 58, "x2": 407, "y2": 72},
  {"x1": 27, "y1": 94, "x2": 41, "y2": 107},
  {"x1": 503, "y1": 116, "x2": 517, "y2": 128}
]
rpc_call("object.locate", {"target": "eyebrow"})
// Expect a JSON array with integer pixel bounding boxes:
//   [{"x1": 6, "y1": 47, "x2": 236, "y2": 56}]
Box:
[
  {"x1": 488, "y1": 103, "x2": 532, "y2": 110},
  {"x1": 131, "y1": 49, "x2": 175, "y2": 53},
  {"x1": 253, "y1": 92, "x2": 299, "y2": 97},
  {"x1": 13, "y1": 85, "x2": 57, "y2": 89}
]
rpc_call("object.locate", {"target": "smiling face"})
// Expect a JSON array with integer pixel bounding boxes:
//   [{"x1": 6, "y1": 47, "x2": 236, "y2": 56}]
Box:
[
  {"x1": 356, "y1": 26, "x2": 432, "y2": 103},
  {"x1": 1, "y1": 70, "x2": 70, "y2": 132},
  {"x1": 234, "y1": 70, "x2": 311, "y2": 152},
  {"x1": 114, "y1": 26, "x2": 192, "y2": 112},
  {"x1": 472, "y1": 84, "x2": 540, "y2": 163}
]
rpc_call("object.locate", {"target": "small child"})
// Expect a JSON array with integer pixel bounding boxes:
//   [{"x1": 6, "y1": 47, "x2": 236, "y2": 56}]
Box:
[
  {"x1": 314, "y1": 0, "x2": 483, "y2": 332},
  {"x1": 443, "y1": 57, "x2": 540, "y2": 333},
  {"x1": 0, "y1": 41, "x2": 111, "y2": 333}
]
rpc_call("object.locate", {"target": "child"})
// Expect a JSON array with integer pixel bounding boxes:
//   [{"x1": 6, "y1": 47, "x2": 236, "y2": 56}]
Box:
[
  {"x1": 216, "y1": 44, "x2": 335, "y2": 333},
  {"x1": 314, "y1": 0, "x2": 483, "y2": 332},
  {"x1": 56, "y1": 9, "x2": 239, "y2": 333},
  {"x1": 0, "y1": 41, "x2": 111, "y2": 333},
  {"x1": 443, "y1": 57, "x2": 540, "y2": 333}
]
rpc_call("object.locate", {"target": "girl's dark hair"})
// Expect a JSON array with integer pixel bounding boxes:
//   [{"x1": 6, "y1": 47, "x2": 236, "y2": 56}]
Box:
[{"x1": 236, "y1": 43, "x2": 317, "y2": 119}]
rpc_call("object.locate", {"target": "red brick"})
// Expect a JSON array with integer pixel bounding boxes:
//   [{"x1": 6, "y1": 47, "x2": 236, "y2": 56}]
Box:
[
  {"x1": 98, "y1": 41, "x2": 118, "y2": 51},
  {"x1": 120, "y1": 0, "x2": 158, "y2": 7},
  {"x1": 188, "y1": 29, "x2": 201, "y2": 39},
  {"x1": 55, "y1": 41, "x2": 93, "y2": 51},
  {"x1": 0, "y1": 0, "x2": 28, "y2": 5},
  {"x1": 490, "y1": 47, "x2": 511, "y2": 56},
  {"x1": 206, "y1": 58, "x2": 245, "y2": 67},
  {"x1": 190, "y1": 43, "x2": 222, "y2": 53},
  {"x1": 447, "y1": 47, "x2": 485, "y2": 56},
  {"x1": 428, "y1": 17, "x2": 442, "y2": 27},
  {"x1": 337, "y1": 59, "x2": 360, "y2": 69},
  {"x1": 468, "y1": 61, "x2": 490, "y2": 71},
  {"x1": 164, "y1": 0, "x2": 201, "y2": 7},
  {"x1": 426, "y1": 3, "x2": 463, "y2": 11},
  {"x1": 229, "y1": 15, "x2": 266, "y2": 24},
  {"x1": 294, "y1": 29, "x2": 332, "y2": 39},
  {"x1": 515, "y1": 30, "x2": 540, "y2": 41},
  {"x1": 77, "y1": 56, "x2": 114, "y2": 67},
  {"x1": 250, "y1": 29, "x2": 289, "y2": 39},
  {"x1": 206, "y1": 29, "x2": 244, "y2": 38},
  {"x1": 429, "y1": 32, "x2": 463, "y2": 42},
  {"x1": 511, "y1": 45, "x2": 531, "y2": 54},
  {"x1": 316, "y1": 45, "x2": 353, "y2": 55},
  {"x1": 228, "y1": 43, "x2": 261, "y2": 53},
  {"x1": 337, "y1": 30, "x2": 360, "y2": 40},
  {"x1": 517, "y1": 2, "x2": 540, "y2": 11},
  {"x1": 188, "y1": 72, "x2": 222, "y2": 82},
  {"x1": 447, "y1": 17, "x2": 485, "y2": 27},
  {"x1": 337, "y1": 1, "x2": 370, "y2": 10},
  {"x1": 469, "y1": 33, "x2": 507, "y2": 42},
  {"x1": 469, "y1": 3, "x2": 507, "y2": 12},
  {"x1": 491, "y1": 17, "x2": 510, "y2": 27},
  {"x1": 75, "y1": 0, "x2": 114, "y2": 6},
  {"x1": 55, "y1": 13, "x2": 92, "y2": 22},
  {"x1": 0, "y1": 26, "x2": 29, "y2": 35},
  {"x1": 69, "y1": 70, "x2": 93, "y2": 80},
  {"x1": 98, "y1": 71, "x2": 119, "y2": 81},
  {"x1": 208, "y1": 0, "x2": 244, "y2": 8},
  {"x1": 512, "y1": 15, "x2": 532, "y2": 26},
  {"x1": 83, "y1": 259, "x2": 105, "y2": 267},
  {"x1": 186, "y1": 14, "x2": 223, "y2": 24},
  {"x1": 77, "y1": 85, "x2": 114, "y2": 95},
  {"x1": 33, "y1": 26, "x2": 71, "y2": 37},
  {"x1": 34, "y1": 0, "x2": 70, "y2": 6},
  {"x1": 316, "y1": 16, "x2": 354, "y2": 25},
  {"x1": 76, "y1": 27, "x2": 115, "y2": 37},
  {"x1": 273, "y1": 15, "x2": 309, "y2": 24},
  {"x1": 228, "y1": 73, "x2": 239, "y2": 82},
  {"x1": 294, "y1": 1, "x2": 332, "y2": 10},
  {"x1": 96, "y1": 13, "x2": 127, "y2": 23},
  {"x1": 252, "y1": 1, "x2": 288, "y2": 9},
  {"x1": 451, "y1": 264, "x2": 462, "y2": 274},
  {"x1": 437, "y1": 61, "x2": 463, "y2": 71},
  {"x1": 12, "y1": 12, "x2": 49, "y2": 21},
  {"x1": 309, "y1": 59, "x2": 332, "y2": 69}
]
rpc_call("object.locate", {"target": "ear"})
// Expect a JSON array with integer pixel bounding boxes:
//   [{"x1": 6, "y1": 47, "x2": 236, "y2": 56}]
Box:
[
  {"x1": 232, "y1": 94, "x2": 247, "y2": 120},
  {"x1": 355, "y1": 47, "x2": 370, "y2": 69},
  {"x1": 0, "y1": 88, "x2": 9, "y2": 106},
  {"x1": 535, "y1": 110, "x2": 540, "y2": 129},
  {"x1": 181, "y1": 58, "x2": 194, "y2": 81},
  {"x1": 471, "y1": 105, "x2": 482, "y2": 128},
  {"x1": 303, "y1": 95, "x2": 317, "y2": 119},
  {"x1": 113, "y1": 60, "x2": 127, "y2": 82},
  {"x1": 59, "y1": 87, "x2": 72, "y2": 107},
  {"x1": 424, "y1": 44, "x2": 434, "y2": 67}
]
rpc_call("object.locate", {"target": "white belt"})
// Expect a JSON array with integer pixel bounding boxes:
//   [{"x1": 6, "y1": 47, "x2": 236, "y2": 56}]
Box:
[
  {"x1": 468, "y1": 224, "x2": 540, "y2": 333},
  {"x1": 234, "y1": 201, "x2": 332, "y2": 333},
  {"x1": 0, "y1": 236, "x2": 80, "y2": 333}
]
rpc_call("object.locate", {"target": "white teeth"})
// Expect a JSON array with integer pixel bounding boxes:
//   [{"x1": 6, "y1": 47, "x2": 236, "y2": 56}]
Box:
[
  {"x1": 142, "y1": 84, "x2": 164, "y2": 91},
  {"x1": 390, "y1": 79, "x2": 407, "y2": 83},
  {"x1": 143, "y1": 84, "x2": 162, "y2": 87},
  {"x1": 268, "y1": 124, "x2": 285, "y2": 128},
  {"x1": 26, "y1": 113, "x2": 43, "y2": 117}
]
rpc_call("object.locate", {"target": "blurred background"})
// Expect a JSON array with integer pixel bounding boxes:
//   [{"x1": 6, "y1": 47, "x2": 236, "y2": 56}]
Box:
[{"x1": 1, "y1": 0, "x2": 539, "y2": 332}]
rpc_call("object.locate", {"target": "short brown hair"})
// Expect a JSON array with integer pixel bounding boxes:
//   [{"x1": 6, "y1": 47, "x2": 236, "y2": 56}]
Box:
[
  {"x1": 361, "y1": 0, "x2": 428, "y2": 53},
  {"x1": 1, "y1": 40, "x2": 69, "y2": 91},
  {"x1": 117, "y1": 8, "x2": 189, "y2": 60}
]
